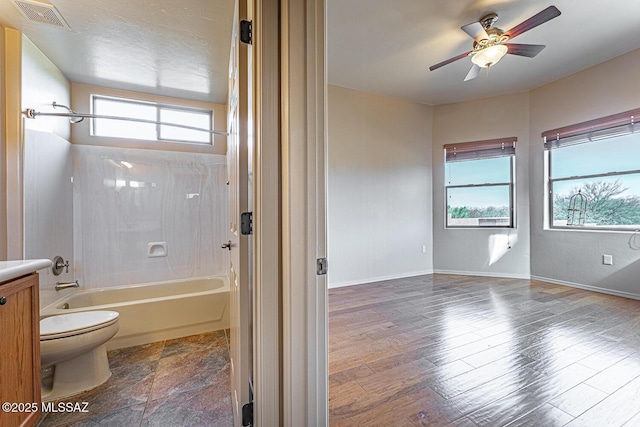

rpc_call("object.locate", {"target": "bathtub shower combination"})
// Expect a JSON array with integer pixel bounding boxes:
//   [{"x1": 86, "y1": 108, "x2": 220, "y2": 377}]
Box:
[{"x1": 41, "y1": 276, "x2": 229, "y2": 350}]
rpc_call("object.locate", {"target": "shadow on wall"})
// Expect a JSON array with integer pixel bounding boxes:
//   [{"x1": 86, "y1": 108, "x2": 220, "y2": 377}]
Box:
[{"x1": 594, "y1": 255, "x2": 640, "y2": 296}]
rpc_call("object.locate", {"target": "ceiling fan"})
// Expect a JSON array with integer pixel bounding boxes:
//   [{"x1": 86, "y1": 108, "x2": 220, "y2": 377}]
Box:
[{"x1": 430, "y1": 6, "x2": 561, "y2": 81}]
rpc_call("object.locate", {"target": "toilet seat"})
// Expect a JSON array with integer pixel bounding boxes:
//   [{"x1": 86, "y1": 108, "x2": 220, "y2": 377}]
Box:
[{"x1": 41, "y1": 311, "x2": 120, "y2": 341}]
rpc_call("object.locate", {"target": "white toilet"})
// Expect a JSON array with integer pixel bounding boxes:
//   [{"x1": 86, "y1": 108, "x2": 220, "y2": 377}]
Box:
[{"x1": 40, "y1": 311, "x2": 120, "y2": 401}]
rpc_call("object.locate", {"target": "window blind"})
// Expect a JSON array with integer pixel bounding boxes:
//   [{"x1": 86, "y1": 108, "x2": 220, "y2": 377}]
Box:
[
  {"x1": 444, "y1": 137, "x2": 517, "y2": 162},
  {"x1": 542, "y1": 108, "x2": 640, "y2": 150}
]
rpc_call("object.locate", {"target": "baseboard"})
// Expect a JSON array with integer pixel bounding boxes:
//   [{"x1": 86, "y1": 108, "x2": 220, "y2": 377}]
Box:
[
  {"x1": 328, "y1": 270, "x2": 434, "y2": 289},
  {"x1": 530, "y1": 275, "x2": 640, "y2": 301},
  {"x1": 329, "y1": 269, "x2": 640, "y2": 300},
  {"x1": 433, "y1": 269, "x2": 531, "y2": 280}
]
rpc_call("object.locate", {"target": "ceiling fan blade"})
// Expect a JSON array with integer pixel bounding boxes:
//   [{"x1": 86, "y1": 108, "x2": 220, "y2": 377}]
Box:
[
  {"x1": 429, "y1": 51, "x2": 472, "y2": 71},
  {"x1": 506, "y1": 43, "x2": 546, "y2": 58},
  {"x1": 461, "y1": 21, "x2": 489, "y2": 41},
  {"x1": 505, "y1": 6, "x2": 561, "y2": 40},
  {"x1": 464, "y1": 64, "x2": 481, "y2": 81}
]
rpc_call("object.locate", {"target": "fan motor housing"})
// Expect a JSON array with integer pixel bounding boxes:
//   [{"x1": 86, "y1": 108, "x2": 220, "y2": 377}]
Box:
[
  {"x1": 480, "y1": 13, "x2": 499, "y2": 29},
  {"x1": 473, "y1": 27, "x2": 509, "y2": 49}
]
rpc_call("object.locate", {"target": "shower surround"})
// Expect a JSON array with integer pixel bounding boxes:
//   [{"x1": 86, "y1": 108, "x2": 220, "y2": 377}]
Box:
[{"x1": 73, "y1": 145, "x2": 228, "y2": 289}]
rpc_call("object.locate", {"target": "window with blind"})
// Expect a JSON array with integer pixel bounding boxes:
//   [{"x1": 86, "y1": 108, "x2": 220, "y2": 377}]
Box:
[
  {"x1": 544, "y1": 108, "x2": 640, "y2": 230},
  {"x1": 444, "y1": 137, "x2": 516, "y2": 228}
]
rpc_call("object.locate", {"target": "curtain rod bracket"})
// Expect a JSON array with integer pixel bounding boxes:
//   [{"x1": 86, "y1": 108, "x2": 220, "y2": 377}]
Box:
[{"x1": 52, "y1": 102, "x2": 84, "y2": 123}]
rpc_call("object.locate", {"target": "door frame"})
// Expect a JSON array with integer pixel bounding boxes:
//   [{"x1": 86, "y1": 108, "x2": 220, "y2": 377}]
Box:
[
  {"x1": 2, "y1": 28, "x2": 24, "y2": 260},
  {"x1": 281, "y1": 0, "x2": 328, "y2": 425},
  {"x1": 229, "y1": 0, "x2": 253, "y2": 423},
  {"x1": 252, "y1": 0, "x2": 282, "y2": 424},
  {"x1": 253, "y1": 0, "x2": 327, "y2": 425}
]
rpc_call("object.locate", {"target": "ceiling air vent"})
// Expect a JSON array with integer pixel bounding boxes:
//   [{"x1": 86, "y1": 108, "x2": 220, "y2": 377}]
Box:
[{"x1": 11, "y1": 0, "x2": 71, "y2": 30}]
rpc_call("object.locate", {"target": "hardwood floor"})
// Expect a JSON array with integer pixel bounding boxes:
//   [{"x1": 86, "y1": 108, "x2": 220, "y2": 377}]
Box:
[{"x1": 328, "y1": 274, "x2": 640, "y2": 427}]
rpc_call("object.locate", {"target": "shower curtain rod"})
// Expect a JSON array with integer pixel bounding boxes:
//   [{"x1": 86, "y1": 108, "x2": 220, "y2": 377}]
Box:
[{"x1": 22, "y1": 102, "x2": 230, "y2": 137}]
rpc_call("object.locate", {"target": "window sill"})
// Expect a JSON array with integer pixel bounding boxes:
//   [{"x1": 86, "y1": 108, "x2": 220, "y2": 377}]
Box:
[
  {"x1": 545, "y1": 226, "x2": 640, "y2": 234},
  {"x1": 444, "y1": 226, "x2": 516, "y2": 230}
]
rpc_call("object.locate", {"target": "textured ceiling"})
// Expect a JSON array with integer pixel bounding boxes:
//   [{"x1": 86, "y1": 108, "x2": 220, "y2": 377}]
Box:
[
  {"x1": 2, "y1": 1, "x2": 639, "y2": 106},
  {"x1": 328, "y1": 0, "x2": 640, "y2": 105},
  {"x1": 0, "y1": 0, "x2": 235, "y2": 104}
]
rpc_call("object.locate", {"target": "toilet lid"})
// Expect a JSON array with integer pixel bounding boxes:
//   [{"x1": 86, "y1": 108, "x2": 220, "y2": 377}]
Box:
[{"x1": 41, "y1": 311, "x2": 119, "y2": 340}]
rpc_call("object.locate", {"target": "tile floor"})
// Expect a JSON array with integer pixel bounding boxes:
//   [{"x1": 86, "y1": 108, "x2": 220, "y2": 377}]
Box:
[{"x1": 39, "y1": 330, "x2": 233, "y2": 427}]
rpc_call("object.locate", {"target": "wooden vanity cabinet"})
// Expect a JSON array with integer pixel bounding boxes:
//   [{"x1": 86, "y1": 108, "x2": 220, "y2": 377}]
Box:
[{"x1": 0, "y1": 273, "x2": 41, "y2": 427}]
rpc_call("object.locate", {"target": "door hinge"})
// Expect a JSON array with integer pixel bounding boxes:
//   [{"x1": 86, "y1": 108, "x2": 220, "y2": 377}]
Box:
[
  {"x1": 241, "y1": 212, "x2": 253, "y2": 235},
  {"x1": 316, "y1": 258, "x2": 328, "y2": 275},
  {"x1": 240, "y1": 20, "x2": 252, "y2": 44},
  {"x1": 242, "y1": 402, "x2": 253, "y2": 426}
]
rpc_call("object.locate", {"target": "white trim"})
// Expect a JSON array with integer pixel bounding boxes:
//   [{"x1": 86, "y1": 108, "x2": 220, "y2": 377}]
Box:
[
  {"x1": 329, "y1": 270, "x2": 434, "y2": 289},
  {"x1": 530, "y1": 275, "x2": 640, "y2": 301},
  {"x1": 433, "y1": 269, "x2": 531, "y2": 280},
  {"x1": 229, "y1": 0, "x2": 253, "y2": 424},
  {"x1": 281, "y1": 0, "x2": 327, "y2": 424},
  {"x1": 311, "y1": 0, "x2": 328, "y2": 422},
  {"x1": 253, "y1": 0, "x2": 281, "y2": 424}
]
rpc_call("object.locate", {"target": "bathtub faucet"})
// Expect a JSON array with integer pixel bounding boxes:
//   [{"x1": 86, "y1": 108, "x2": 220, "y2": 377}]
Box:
[{"x1": 55, "y1": 280, "x2": 80, "y2": 291}]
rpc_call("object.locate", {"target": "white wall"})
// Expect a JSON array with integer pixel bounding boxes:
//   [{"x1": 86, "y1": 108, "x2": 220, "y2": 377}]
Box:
[
  {"x1": 329, "y1": 49, "x2": 640, "y2": 298},
  {"x1": 327, "y1": 85, "x2": 433, "y2": 287},
  {"x1": 21, "y1": 35, "x2": 74, "y2": 308},
  {"x1": 529, "y1": 49, "x2": 640, "y2": 297},
  {"x1": 432, "y1": 92, "x2": 531, "y2": 278},
  {"x1": 21, "y1": 42, "x2": 230, "y2": 302},
  {"x1": 22, "y1": 36, "x2": 70, "y2": 141},
  {"x1": 73, "y1": 145, "x2": 228, "y2": 288}
]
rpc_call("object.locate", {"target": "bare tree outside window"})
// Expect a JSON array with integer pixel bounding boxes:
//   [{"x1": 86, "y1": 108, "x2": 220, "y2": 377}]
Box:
[{"x1": 553, "y1": 179, "x2": 640, "y2": 227}]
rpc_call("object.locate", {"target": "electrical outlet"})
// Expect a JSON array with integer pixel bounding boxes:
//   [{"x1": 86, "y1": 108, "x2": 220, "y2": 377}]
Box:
[
  {"x1": 421, "y1": 245, "x2": 427, "y2": 254},
  {"x1": 603, "y1": 254, "x2": 613, "y2": 265}
]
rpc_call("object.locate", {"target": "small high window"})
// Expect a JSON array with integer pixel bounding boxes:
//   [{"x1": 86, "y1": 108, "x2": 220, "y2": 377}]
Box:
[
  {"x1": 544, "y1": 108, "x2": 640, "y2": 230},
  {"x1": 444, "y1": 137, "x2": 516, "y2": 228},
  {"x1": 91, "y1": 95, "x2": 213, "y2": 145}
]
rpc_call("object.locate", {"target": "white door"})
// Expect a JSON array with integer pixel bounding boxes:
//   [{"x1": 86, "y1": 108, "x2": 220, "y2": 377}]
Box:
[{"x1": 227, "y1": 0, "x2": 253, "y2": 425}]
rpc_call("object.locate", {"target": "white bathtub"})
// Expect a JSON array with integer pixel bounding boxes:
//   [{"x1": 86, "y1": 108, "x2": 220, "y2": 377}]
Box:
[{"x1": 40, "y1": 276, "x2": 229, "y2": 350}]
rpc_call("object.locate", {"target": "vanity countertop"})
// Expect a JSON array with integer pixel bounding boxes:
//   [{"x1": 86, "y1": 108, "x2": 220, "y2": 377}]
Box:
[{"x1": 0, "y1": 259, "x2": 52, "y2": 283}]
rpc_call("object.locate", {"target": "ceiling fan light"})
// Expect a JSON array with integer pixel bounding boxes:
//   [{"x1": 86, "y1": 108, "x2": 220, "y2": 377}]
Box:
[{"x1": 471, "y1": 44, "x2": 508, "y2": 68}]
